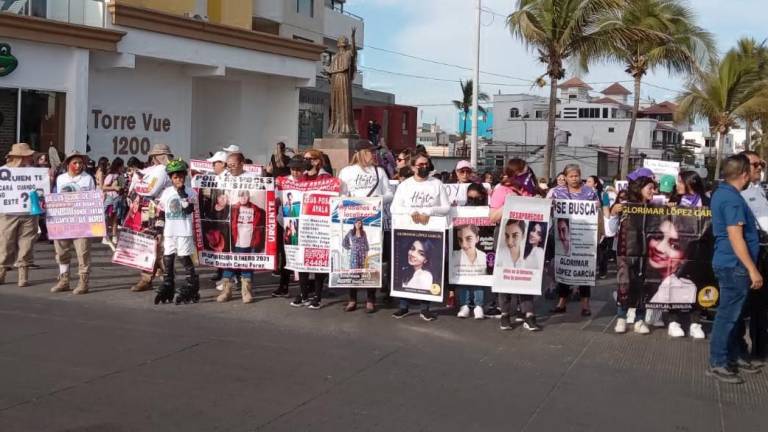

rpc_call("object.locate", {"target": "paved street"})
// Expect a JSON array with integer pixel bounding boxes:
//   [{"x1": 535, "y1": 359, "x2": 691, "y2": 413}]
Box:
[{"x1": 0, "y1": 242, "x2": 765, "y2": 432}]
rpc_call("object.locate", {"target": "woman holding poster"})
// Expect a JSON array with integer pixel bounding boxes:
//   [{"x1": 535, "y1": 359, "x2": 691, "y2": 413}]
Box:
[
  {"x1": 271, "y1": 156, "x2": 308, "y2": 298},
  {"x1": 288, "y1": 149, "x2": 333, "y2": 310},
  {"x1": 50, "y1": 151, "x2": 96, "y2": 295},
  {"x1": 489, "y1": 158, "x2": 543, "y2": 331},
  {"x1": 338, "y1": 141, "x2": 392, "y2": 313},
  {"x1": 548, "y1": 164, "x2": 599, "y2": 317},
  {"x1": 390, "y1": 151, "x2": 450, "y2": 321}
]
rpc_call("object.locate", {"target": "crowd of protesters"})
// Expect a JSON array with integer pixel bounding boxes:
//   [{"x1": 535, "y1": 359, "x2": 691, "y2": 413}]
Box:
[{"x1": 0, "y1": 139, "x2": 766, "y2": 386}]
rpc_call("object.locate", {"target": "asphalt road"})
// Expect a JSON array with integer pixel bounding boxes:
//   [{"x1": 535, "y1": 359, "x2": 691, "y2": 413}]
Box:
[{"x1": 0, "y1": 243, "x2": 765, "y2": 432}]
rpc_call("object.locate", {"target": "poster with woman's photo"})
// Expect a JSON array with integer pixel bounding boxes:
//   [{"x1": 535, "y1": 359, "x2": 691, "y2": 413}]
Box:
[
  {"x1": 449, "y1": 206, "x2": 495, "y2": 286},
  {"x1": 329, "y1": 197, "x2": 383, "y2": 288},
  {"x1": 391, "y1": 215, "x2": 447, "y2": 303},
  {"x1": 553, "y1": 200, "x2": 599, "y2": 286},
  {"x1": 492, "y1": 196, "x2": 552, "y2": 295},
  {"x1": 617, "y1": 204, "x2": 715, "y2": 311},
  {"x1": 276, "y1": 177, "x2": 341, "y2": 272},
  {"x1": 192, "y1": 174, "x2": 277, "y2": 270}
]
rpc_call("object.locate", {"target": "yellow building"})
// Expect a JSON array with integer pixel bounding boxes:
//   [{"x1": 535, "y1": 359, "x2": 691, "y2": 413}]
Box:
[{"x1": 120, "y1": 0, "x2": 252, "y2": 29}]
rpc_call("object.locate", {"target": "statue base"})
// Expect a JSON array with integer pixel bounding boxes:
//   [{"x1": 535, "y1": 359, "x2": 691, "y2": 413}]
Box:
[{"x1": 312, "y1": 137, "x2": 368, "y2": 174}]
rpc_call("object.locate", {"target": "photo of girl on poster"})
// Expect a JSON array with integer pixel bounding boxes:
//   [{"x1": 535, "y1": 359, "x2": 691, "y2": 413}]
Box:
[
  {"x1": 392, "y1": 232, "x2": 444, "y2": 297},
  {"x1": 524, "y1": 222, "x2": 547, "y2": 269},
  {"x1": 343, "y1": 219, "x2": 370, "y2": 270}
]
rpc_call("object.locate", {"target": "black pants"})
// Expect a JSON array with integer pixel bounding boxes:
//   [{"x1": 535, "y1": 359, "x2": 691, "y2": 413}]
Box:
[
  {"x1": 299, "y1": 273, "x2": 327, "y2": 302},
  {"x1": 348, "y1": 288, "x2": 377, "y2": 303},
  {"x1": 381, "y1": 230, "x2": 392, "y2": 296},
  {"x1": 737, "y1": 288, "x2": 768, "y2": 360},
  {"x1": 557, "y1": 283, "x2": 591, "y2": 299},
  {"x1": 277, "y1": 225, "x2": 292, "y2": 289},
  {"x1": 597, "y1": 237, "x2": 613, "y2": 275}
]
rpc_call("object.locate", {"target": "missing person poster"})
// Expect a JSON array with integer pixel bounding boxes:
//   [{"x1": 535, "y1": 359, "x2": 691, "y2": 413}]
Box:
[
  {"x1": 553, "y1": 200, "x2": 598, "y2": 286},
  {"x1": 276, "y1": 177, "x2": 341, "y2": 273},
  {"x1": 492, "y1": 196, "x2": 552, "y2": 295},
  {"x1": 449, "y1": 206, "x2": 495, "y2": 286},
  {"x1": 0, "y1": 167, "x2": 50, "y2": 214},
  {"x1": 112, "y1": 228, "x2": 157, "y2": 273},
  {"x1": 443, "y1": 183, "x2": 493, "y2": 207},
  {"x1": 192, "y1": 174, "x2": 277, "y2": 270},
  {"x1": 189, "y1": 160, "x2": 263, "y2": 177},
  {"x1": 617, "y1": 204, "x2": 715, "y2": 311},
  {"x1": 391, "y1": 215, "x2": 447, "y2": 303},
  {"x1": 329, "y1": 197, "x2": 383, "y2": 288},
  {"x1": 45, "y1": 191, "x2": 107, "y2": 239}
]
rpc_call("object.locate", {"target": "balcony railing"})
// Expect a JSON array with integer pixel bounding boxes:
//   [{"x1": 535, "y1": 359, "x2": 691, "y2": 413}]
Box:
[
  {"x1": 0, "y1": 0, "x2": 107, "y2": 27},
  {"x1": 327, "y1": 1, "x2": 362, "y2": 21}
]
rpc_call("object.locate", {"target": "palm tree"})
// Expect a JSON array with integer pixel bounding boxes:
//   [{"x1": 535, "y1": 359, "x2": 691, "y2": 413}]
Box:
[
  {"x1": 676, "y1": 48, "x2": 768, "y2": 177},
  {"x1": 733, "y1": 38, "x2": 768, "y2": 152},
  {"x1": 452, "y1": 79, "x2": 489, "y2": 157},
  {"x1": 589, "y1": 0, "x2": 715, "y2": 178},
  {"x1": 508, "y1": 0, "x2": 658, "y2": 179}
]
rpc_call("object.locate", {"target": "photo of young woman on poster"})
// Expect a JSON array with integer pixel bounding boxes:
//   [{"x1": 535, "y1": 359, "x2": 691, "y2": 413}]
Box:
[
  {"x1": 524, "y1": 222, "x2": 547, "y2": 269},
  {"x1": 452, "y1": 224, "x2": 488, "y2": 276},
  {"x1": 646, "y1": 217, "x2": 697, "y2": 305},
  {"x1": 495, "y1": 219, "x2": 526, "y2": 268},
  {"x1": 398, "y1": 238, "x2": 440, "y2": 293},
  {"x1": 205, "y1": 190, "x2": 230, "y2": 221},
  {"x1": 343, "y1": 219, "x2": 370, "y2": 269},
  {"x1": 556, "y1": 218, "x2": 571, "y2": 256}
]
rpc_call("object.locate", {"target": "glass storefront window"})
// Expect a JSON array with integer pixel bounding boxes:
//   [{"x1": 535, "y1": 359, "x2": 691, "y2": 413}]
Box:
[
  {"x1": 0, "y1": 87, "x2": 65, "y2": 157},
  {"x1": 0, "y1": 88, "x2": 18, "y2": 157}
]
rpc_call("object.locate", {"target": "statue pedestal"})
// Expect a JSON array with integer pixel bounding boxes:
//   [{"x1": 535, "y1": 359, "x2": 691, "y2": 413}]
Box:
[{"x1": 312, "y1": 137, "x2": 367, "y2": 174}]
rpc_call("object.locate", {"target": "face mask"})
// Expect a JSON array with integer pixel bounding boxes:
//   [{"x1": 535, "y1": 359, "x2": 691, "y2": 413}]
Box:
[
  {"x1": 417, "y1": 167, "x2": 430, "y2": 178},
  {"x1": 466, "y1": 196, "x2": 486, "y2": 206}
]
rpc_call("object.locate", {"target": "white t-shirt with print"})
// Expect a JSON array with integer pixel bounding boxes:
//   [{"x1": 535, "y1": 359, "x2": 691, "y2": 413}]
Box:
[
  {"x1": 235, "y1": 205, "x2": 255, "y2": 248},
  {"x1": 390, "y1": 176, "x2": 450, "y2": 216},
  {"x1": 158, "y1": 185, "x2": 196, "y2": 238},
  {"x1": 56, "y1": 172, "x2": 95, "y2": 193}
]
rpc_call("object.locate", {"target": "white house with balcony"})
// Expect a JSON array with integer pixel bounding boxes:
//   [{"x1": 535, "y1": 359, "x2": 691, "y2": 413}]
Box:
[
  {"x1": 490, "y1": 77, "x2": 686, "y2": 178},
  {"x1": 0, "y1": 0, "x2": 325, "y2": 163}
]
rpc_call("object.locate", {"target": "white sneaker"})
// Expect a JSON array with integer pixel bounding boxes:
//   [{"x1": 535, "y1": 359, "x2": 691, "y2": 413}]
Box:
[
  {"x1": 626, "y1": 308, "x2": 636, "y2": 324},
  {"x1": 689, "y1": 323, "x2": 706, "y2": 340},
  {"x1": 634, "y1": 320, "x2": 650, "y2": 335},
  {"x1": 667, "y1": 321, "x2": 685, "y2": 338},
  {"x1": 457, "y1": 305, "x2": 471, "y2": 319},
  {"x1": 473, "y1": 305, "x2": 485, "y2": 320},
  {"x1": 614, "y1": 318, "x2": 627, "y2": 334},
  {"x1": 215, "y1": 281, "x2": 223, "y2": 291}
]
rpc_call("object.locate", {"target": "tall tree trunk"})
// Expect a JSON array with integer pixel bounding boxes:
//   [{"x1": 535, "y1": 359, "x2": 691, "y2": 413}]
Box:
[
  {"x1": 746, "y1": 117, "x2": 753, "y2": 150},
  {"x1": 544, "y1": 78, "x2": 558, "y2": 180},
  {"x1": 622, "y1": 75, "x2": 642, "y2": 179},
  {"x1": 714, "y1": 130, "x2": 724, "y2": 179}
]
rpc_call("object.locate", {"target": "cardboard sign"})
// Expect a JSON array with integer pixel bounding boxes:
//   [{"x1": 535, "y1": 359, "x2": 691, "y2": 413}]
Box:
[
  {"x1": 0, "y1": 167, "x2": 50, "y2": 214},
  {"x1": 45, "y1": 191, "x2": 107, "y2": 239}
]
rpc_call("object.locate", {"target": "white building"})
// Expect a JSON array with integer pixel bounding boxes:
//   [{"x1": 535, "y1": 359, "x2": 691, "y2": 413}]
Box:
[
  {"x1": 683, "y1": 129, "x2": 747, "y2": 161},
  {"x1": 0, "y1": 0, "x2": 325, "y2": 164},
  {"x1": 252, "y1": 0, "x2": 395, "y2": 149},
  {"x1": 490, "y1": 77, "x2": 685, "y2": 178}
]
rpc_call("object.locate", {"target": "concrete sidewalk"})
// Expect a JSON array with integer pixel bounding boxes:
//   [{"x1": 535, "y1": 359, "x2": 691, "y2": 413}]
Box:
[{"x1": 0, "y1": 243, "x2": 765, "y2": 431}]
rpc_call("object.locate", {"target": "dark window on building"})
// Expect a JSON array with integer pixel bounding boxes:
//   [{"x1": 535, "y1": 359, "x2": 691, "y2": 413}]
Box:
[
  {"x1": 509, "y1": 108, "x2": 520, "y2": 118},
  {"x1": 611, "y1": 108, "x2": 617, "y2": 118},
  {"x1": 578, "y1": 108, "x2": 601, "y2": 118},
  {"x1": 297, "y1": 0, "x2": 314, "y2": 17},
  {"x1": 602, "y1": 108, "x2": 609, "y2": 118},
  {"x1": 535, "y1": 110, "x2": 544, "y2": 119},
  {"x1": 608, "y1": 127, "x2": 615, "y2": 133}
]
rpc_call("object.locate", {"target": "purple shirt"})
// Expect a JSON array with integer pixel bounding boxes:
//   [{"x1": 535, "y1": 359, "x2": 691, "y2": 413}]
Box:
[{"x1": 548, "y1": 185, "x2": 598, "y2": 201}]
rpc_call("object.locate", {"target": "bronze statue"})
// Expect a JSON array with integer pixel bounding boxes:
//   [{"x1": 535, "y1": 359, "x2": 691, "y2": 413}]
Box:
[{"x1": 326, "y1": 29, "x2": 358, "y2": 137}]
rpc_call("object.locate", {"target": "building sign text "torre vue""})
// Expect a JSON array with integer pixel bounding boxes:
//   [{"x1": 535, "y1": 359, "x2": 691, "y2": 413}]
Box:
[{"x1": 91, "y1": 109, "x2": 172, "y2": 156}]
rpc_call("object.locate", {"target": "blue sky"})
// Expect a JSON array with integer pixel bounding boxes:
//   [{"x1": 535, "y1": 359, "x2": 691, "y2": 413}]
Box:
[{"x1": 344, "y1": 0, "x2": 767, "y2": 133}]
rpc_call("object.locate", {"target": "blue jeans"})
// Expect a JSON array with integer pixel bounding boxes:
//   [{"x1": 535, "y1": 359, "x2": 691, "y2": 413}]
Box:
[
  {"x1": 710, "y1": 266, "x2": 750, "y2": 368},
  {"x1": 458, "y1": 286, "x2": 485, "y2": 306},
  {"x1": 222, "y1": 246, "x2": 254, "y2": 280}
]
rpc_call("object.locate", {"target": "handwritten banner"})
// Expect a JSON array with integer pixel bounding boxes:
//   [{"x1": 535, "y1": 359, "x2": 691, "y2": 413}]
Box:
[
  {"x1": 45, "y1": 190, "x2": 106, "y2": 239},
  {"x1": 112, "y1": 228, "x2": 157, "y2": 273},
  {"x1": 0, "y1": 167, "x2": 50, "y2": 214}
]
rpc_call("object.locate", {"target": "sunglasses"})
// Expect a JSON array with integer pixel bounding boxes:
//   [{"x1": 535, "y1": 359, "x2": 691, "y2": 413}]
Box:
[
  {"x1": 458, "y1": 168, "x2": 473, "y2": 174},
  {"x1": 415, "y1": 163, "x2": 429, "y2": 168},
  {"x1": 751, "y1": 161, "x2": 766, "y2": 169},
  {"x1": 304, "y1": 157, "x2": 319, "y2": 161}
]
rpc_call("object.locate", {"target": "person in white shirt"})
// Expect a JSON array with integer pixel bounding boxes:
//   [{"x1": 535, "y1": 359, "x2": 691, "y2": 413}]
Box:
[
  {"x1": 338, "y1": 141, "x2": 393, "y2": 313},
  {"x1": 50, "y1": 151, "x2": 96, "y2": 295},
  {"x1": 390, "y1": 151, "x2": 450, "y2": 321},
  {"x1": 126, "y1": 143, "x2": 174, "y2": 292},
  {"x1": 154, "y1": 159, "x2": 199, "y2": 305}
]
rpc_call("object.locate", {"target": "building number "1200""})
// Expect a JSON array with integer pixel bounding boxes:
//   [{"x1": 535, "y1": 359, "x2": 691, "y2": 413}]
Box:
[{"x1": 113, "y1": 136, "x2": 151, "y2": 155}]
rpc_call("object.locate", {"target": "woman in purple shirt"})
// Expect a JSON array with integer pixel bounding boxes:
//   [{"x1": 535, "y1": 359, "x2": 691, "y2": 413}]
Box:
[{"x1": 549, "y1": 164, "x2": 599, "y2": 316}]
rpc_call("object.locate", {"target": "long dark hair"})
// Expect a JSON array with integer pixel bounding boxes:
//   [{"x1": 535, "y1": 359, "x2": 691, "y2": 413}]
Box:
[
  {"x1": 628, "y1": 177, "x2": 656, "y2": 203},
  {"x1": 108, "y1": 157, "x2": 124, "y2": 175},
  {"x1": 524, "y1": 222, "x2": 547, "y2": 259},
  {"x1": 96, "y1": 157, "x2": 109, "y2": 175},
  {"x1": 677, "y1": 170, "x2": 709, "y2": 206},
  {"x1": 588, "y1": 175, "x2": 603, "y2": 196},
  {"x1": 402, "y1": 239, "x2": 434, "y2": 285}
]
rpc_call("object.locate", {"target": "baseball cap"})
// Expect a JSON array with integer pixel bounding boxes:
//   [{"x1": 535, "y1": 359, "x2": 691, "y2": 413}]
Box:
[
  {"x1": 659, "y1": 174, "x2": 676, "y2": 193},
  {"x1": 627, "y1": 167, "x2": 654, "y2": 182},
  {"x1": 455, "y1": 160, "x2": 473, "y2": 171},
  {"x1": 354, "y1": 140, "x2": 375, "y2": 152},
  {"x1": 207, "y1": 151, "x2": 227, "y2": 164}
]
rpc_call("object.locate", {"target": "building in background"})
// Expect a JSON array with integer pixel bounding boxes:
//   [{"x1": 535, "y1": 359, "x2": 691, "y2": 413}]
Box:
[
  {"x1": 491, "y1": 78, "x2": 686, "y2": 178},
  {"x1": 457, "y1": 109, "x2": 493, "y2": 140},
  {"x1": 252, "y1": 0, "x2": 401, "y2": 150},
  {"x1": 354, "y1": 104, "x2": 417, "y2": 153},
  {"x1": 0, "y1": 0, "x2": 324, "y2": 163}
]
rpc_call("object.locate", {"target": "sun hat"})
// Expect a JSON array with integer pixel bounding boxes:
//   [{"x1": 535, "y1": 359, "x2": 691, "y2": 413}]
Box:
[
  {"x1": 222, "y1": 144, "x2": 241, "y2": 154},
  {"x1": 148, "y1": 143, "x2": 172, "y2": 157},
  {"x1": 6, "y1": 143, "x2": 35, "y2": 158},
  {"x1": 63, "y1": 150, "x2": 87, "y2": 165},
  {"x1": 207, "y1": 151, "x2": 227, "y2": 164},
  {"x1": 659, "y1": 174, "x2": 676, "y2": 193}
]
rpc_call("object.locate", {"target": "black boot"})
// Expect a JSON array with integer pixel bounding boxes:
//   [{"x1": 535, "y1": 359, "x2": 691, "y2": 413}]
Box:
[
  {"x1": 176, "y1": 256, "x2": 199, "y2": 304},
  {"x1": 155, "y1": 254, "x2": 176, "y2": 304}
]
